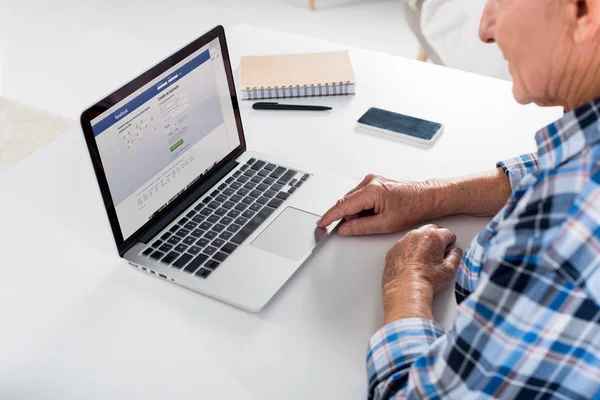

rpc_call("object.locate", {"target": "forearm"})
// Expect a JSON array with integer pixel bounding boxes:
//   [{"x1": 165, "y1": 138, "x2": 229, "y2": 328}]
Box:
[{"x1": 426, "y1": 167, "x2": 512, "y2": 219}]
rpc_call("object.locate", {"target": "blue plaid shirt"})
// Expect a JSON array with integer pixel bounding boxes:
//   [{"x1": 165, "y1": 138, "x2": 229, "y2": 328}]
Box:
[{"x1": 367, "y1": 98, "x2": 600, "y2": 399}]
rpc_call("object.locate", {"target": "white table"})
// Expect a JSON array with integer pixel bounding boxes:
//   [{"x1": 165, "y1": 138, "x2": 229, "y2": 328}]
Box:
[{"x1": 0, "y1": 26, "x2": 561, "y2": 399}]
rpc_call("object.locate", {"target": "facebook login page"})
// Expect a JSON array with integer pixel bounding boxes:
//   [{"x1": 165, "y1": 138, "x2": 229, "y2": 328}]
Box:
[{"x1": 91, "y1": 39, "x2": 240, "y2": 239}]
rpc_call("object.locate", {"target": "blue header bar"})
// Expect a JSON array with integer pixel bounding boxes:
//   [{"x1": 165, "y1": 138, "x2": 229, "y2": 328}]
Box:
[{"x1": 92, "y1": 49, "x2": 211, "y2": 137}]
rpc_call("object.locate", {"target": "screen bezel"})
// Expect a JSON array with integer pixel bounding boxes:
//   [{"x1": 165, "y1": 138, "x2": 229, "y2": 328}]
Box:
[{"x1": 80, "y1": 25, "x2": 246, "y2": 257}]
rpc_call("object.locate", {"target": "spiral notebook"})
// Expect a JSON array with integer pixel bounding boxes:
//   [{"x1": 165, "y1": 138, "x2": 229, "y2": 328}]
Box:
[{"x1": 240, "y1": 51, "x2": 356, "y2": 100}]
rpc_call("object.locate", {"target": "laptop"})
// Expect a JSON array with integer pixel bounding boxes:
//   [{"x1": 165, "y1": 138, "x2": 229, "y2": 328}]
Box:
[{"x1": 80, "y1": 26, "x2": 351, "y2": 311}]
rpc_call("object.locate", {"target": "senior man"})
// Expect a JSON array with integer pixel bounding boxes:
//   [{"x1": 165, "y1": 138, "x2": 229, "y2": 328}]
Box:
[{"x1": 318, "y1": 0, "x2": 600, "y2": 398}]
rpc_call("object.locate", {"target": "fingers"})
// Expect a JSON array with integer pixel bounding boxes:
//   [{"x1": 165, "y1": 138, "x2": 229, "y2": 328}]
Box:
[
  {"x1": 444, "y1": 248, "x2": 464, "y2": 268},
  {"x1": 338, "y1": 214, "x2": 387, "y2": 236},
  {"x1": 435, "y1": 228, "x2": 457, "y2": 248},
  {"x1": 317, "y1": 189, "x2": 374, "y2": 228},
  {"x1": 344, "y1": 174, "x2": 376, "y2": 196}
]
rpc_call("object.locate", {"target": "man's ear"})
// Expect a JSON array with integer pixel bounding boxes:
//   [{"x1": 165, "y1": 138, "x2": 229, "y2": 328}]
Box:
[{"x1": 573, "y1": 0, "x2": 600, "y2": 43}]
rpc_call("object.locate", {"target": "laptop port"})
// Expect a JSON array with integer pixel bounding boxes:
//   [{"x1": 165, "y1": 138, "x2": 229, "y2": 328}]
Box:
[{"x1": 159, "y1": 274, "x2": 167, "y2": 279}]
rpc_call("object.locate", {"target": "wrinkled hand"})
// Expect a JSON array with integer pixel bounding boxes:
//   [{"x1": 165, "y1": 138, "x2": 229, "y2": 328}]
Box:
[
  {"x1": 317, "y1": 174, "x2": 440, "y2": 236},
  {"x1": 382, "y1": 224, "x2": 463, "y2": 322}
]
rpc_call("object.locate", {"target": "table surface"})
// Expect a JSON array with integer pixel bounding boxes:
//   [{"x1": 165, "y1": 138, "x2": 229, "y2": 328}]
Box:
[{"x1": 0, "y1": 25, "x2": 562, "y2": 399}]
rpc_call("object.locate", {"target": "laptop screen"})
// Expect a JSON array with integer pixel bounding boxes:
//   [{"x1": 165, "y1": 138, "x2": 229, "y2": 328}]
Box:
[{"x1": 90, "y1": 37, "x2": 240, "y2": 240}]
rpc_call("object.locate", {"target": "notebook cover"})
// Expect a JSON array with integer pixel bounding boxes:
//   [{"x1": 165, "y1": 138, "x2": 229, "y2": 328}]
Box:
[{"x1": 240, "y1": 51, "x2": 355, "y2": 89}]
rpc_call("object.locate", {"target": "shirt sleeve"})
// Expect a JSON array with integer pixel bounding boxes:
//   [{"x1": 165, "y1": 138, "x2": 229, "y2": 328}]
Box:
[{"x1": 496, "y1": 153, "x2": 539, "y2": 190}]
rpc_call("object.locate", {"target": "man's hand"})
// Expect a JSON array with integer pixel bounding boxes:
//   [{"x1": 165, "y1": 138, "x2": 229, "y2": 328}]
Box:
[
  {"x1": 382, "y1": 224, "x2": 463, "y2": 324},
  {"x1": 316, "y1": 174, "x2": 444, "y2": 236}
]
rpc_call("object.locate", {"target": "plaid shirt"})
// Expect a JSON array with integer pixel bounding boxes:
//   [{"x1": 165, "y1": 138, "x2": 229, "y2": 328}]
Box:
[{"x1": 367, "y1": 98, "x2": 600, "y2": 399}]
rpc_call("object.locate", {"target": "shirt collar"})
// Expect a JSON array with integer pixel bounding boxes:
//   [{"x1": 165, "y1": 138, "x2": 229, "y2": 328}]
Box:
[{"x1": 535, "y1": 97, "x2": 600, "y2": 171}]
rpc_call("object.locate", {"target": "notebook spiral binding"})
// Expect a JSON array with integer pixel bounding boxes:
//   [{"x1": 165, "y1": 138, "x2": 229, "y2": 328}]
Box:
[{"x1": 242, "y1": 81, "x2": 356, "y2": 100}]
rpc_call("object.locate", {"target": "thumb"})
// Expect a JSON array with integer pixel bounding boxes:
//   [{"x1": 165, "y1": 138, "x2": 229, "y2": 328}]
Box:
[
  {"x1": 339, "y1": 215, "x2": 386, "y2": 236},
  {"x1": 444, "y1": 248, "x2": 464, "y2": 269}
]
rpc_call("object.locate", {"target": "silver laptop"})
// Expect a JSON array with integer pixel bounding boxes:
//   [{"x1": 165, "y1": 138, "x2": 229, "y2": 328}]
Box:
[{"x1": 80, "y1": 26, "x2": 350, "y2": 311}]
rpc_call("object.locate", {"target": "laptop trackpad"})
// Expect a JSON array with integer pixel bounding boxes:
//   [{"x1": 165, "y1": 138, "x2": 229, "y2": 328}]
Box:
[{"x1": 251, "y1": 207, "x2": 326, "y2": 261}]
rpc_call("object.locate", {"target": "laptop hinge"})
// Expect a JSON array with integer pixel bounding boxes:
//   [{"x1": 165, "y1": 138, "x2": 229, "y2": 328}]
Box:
[{"x1": 135, "y1": 158, "x2": 239, "y2": 247}]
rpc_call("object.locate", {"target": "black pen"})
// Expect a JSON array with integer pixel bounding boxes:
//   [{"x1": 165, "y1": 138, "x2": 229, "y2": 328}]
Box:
[{"x1": 252, "y1": 102, "x2": 332, "y2": 111}]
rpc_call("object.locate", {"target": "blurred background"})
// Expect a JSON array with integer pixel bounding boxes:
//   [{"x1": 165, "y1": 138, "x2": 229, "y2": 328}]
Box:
[{"x1": 0, "y1": 0, "x2": 508, "y2": 171}]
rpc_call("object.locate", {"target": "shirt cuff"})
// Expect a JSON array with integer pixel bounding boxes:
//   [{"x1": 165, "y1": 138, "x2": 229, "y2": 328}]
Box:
[
  {"x1": 367, "y1": 318, "x2": 445, "y2": 399},
  {"x1": 496, "y1": 153, "x2": 539, "y2": 190}
]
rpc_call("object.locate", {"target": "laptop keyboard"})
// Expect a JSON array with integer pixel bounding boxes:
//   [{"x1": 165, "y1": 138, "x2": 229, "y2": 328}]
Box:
[{"x1": 140, "y1": 158, "x2": 310, "y2": 279}]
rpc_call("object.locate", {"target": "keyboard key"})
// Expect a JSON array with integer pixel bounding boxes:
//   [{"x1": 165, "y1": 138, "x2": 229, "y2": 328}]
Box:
[
  {"x1": 167, "y1": 236, "x2": 182, "y2": 245},
  {"x1": 212, "y1": 238, "x2": 226, "y2": 248},
  {"x1": 221, "y1": 242, "x2": 238, "y2": 254},
  {"x1": 152, "y1": 240, "x2": 163, "y2": 248},
  {"x1": 207, "y1": 215, "x2": 220, "y2": 223},
  {"x1": 295, "y1": 180, "x2": 304, "y2": 188},
  {"x1": 212, "y1": 224, "x2": 226, "y2": 233},
  {"x1": 249, "y1": 203, "x2": 262, "y2": 212},
  {"x1": 183, "y1": 254, "x2": 208, "y2": 273},
  {"x1": 183, "y1": 236, "x2": 196, "y2": 246},
  {"x1": 243, "y1": 170, "x2": 256, "y2": 177},
  {"x1": 169, "y1": 225, "x2": 180, "y2": 233},
  {"x1": 270, "y1": 166, "x2": 286, "y2": 178},
  {"x1": 240, "y1": 164, "x2": 249, "y2": 171},
  {"x1": 288, "y1": 187, "x2": 297, "y2": 194},
  {"x1": 142, "y1": 248, "x2": 153, "y2": 256},
  {"x1": 191, "y1": 229, "x2": 205, "y2": 238},
  {"x1": 214, "y1": 208, "x2": 227, "y2": 216},
  {"x1": 203, "y1": 246, "x2": 217, "y2": 256},
  {"x1": 159, "y1": 244, "x2": 173, "y2": 252},
  {"x1": 161, "y1": 232, "x2": 172, "y2": 241},
  {"x1": 226, "y1": 177, "x2": 234, "y2": 184},
  {"x1": 186, "y1": 210, "x2": 197, "y2": 218},
  {"x1": 301, "y1": 174, "x2": 310, "y2": 181},
  {"x1": 204, "y1": 260, "x2": 221, "y2": 270},
  {"x1": 179, "y1": 217, "x2": 189, "y2": 225},
  {"x1": 257, "y1": 196, "x2": 269, "y2": 205},
  {"x1": 223, "y1": 201, "x2": 235, "y2": 209},
  {"x1": 247, "y1": 158, "x2": 256, "y2": 165},
  {"x1": 150, "y1": 251, "x2": 165, "y2": 260},
  {"x1": 263, "y1": 177, "x2": 275, "y2": 185},
  {"x1": 257, "y1": 169, "x2": 269, "y2": 177},
  {"x1": 227, "y1": 210, "x2": 241, "y2": 218},
  {"x1": 268, "y1": 198, "x2": 284, "y2": 209},
  {"x1": 204, "y1": 231, "x2": 217, "y2": 240},
  {"x1": 192, "y1": 215, "x2": 205, "y2": 223},
  {"x1": 216, "y1": 194, "x2": 228, "y2": 202},
  {"x1": 237, "y1": 188, "x2": 249, "y2": 196},
  {"x1": 249, "y1": 190, "x2": 262, "y2": 198},
  {"x1": 196, "y1": 268, "x2": 212, "y2": 279},
  {"x1": 278, "y1": 169, "x2": 297, "y2": 184},
  {"x1": 209, "y1": 201, "x2": 221, "y2": 209},
  {"x1": 231, "y1": 194, "x2": 243, "y2": 203},
  {"x1": 219, "y1": 231, "x2": 234, "y2": 240},
  {"x1": 224, "y1": 188, "x2": 235, "y2": 196},
  {"x1": 197, "y1": 238, "x2": 210, "y2": 247},
  {"x1": 176, "y1": 228, "x2": 190, "y2": 237},
  {"x1": 243, "y1": 182, "x2": 256, "y2": 190},
  {"x1": 231, "y1": 181, "x2": 242, "y2": 189},
  {"x1": 264, "y1": 190, "x2": 276, "y2": 198},
  {"x1": 276, "y1": 192, "x2": 291, "y2": 201},
  {"x1": 202, "y1": 197, "x2": 212, "y2": 204},
  {"x1": 218, "y1": 183, "x2": 227, "y2": 190},
  {"x1": 194, "y1": 203, "x2": 204, "y2": 211},
  {"x1": 200, "y1": 222, "x2": 212, "y2": 230},
  {"x1": 257, "y1": 183, "x2": 269, "y2": 191},
  {"x1": 272, "y1": 183, "x2": 283, "y2": 192},
  {"x1": 235, "y1": 217, "x2": 249, "y2": 225},
  {"x1": 188, "y1": 245, "x2": 202, "y2": 255},
  {"x1": 251, "y1": 176, "x2": 262, "y2": 183},
  {"x1": 227, "y1": 224, "x2": 241, "y2": 233},
  {"x1": 237, "y1": 176, "x2": 250, "y2": 183},
  {"x1": 264, "y1": 163, "x2": 276, "y2": 171},
  {"x1": 235, "y1": 203, "x2": 248, "y2": 211},
  {"x1": 289, "y1": 179, "x2": 297, "y2": 187},
  {"x1": 251, "y1": 160, "x2": 266, "y2": 170},
  {"x1": 242, "y1": 196, "x2": 254, "y2": 204},
  {"x1": 175, "y1": 244, "x2": 188, "y2": 253},
  {"x1": 213, "y1": 252, "x2": 228, "y2": 262},
  {"x1": 161, "y1": 251, "x2": 178, "y2": 264},
  {"x1": 231, "y1": 207, "x2": 275, "y2": 245},
  {"x1": 220, "y1": 216, "x2": 233, "y2": 225},
  {"x1": 242, "y1": 210, "x2": 256, "y2": 219},
  {"x1": 184, "y1": 222, "x2": 198, "y2": 230},
  {"x1": 200, "y1": 208, "x2": 212, "y2": 216},
  {"x1": 233, "y1": 171, "x2": 241, "y2": 177}
]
